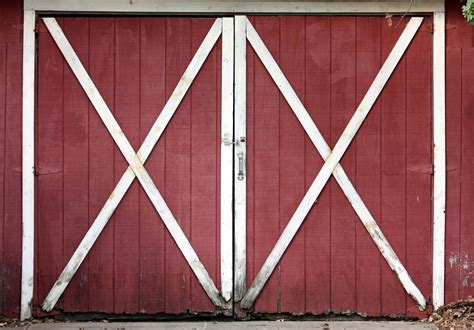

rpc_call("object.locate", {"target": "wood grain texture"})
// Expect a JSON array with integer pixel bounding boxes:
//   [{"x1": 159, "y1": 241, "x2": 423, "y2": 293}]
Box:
[
  {"x1": 279, "y1": 16, "x2": 306, "y2": 313},
  {"x1": 4, "y1": 42, "x2": 22, "y2": 318},
  {"x1": 37, "y1": 18, "x2": 65, "y2": 310},
  {"x1": 304, "y1": 16, "x2": 331, "y2": 314},
  {"x1": 164, "y1": 18, "x2": 192, "y2": 313},
  {"x1": 406, "y1": 19, "x2": 432, "y2": 315},
  {"x1": 0, "y1": 42, "x2": 6, "y2": 317},
  {"x1": 329, "y1": 16, "x2": 357, "y2": 313},
  {"x1": 87, "y1": 18, "x2": 115, "y2": 313},
  {"x1": 355, "y1": 16, "x2": 382, "y2": 316},
  {"x1": 460, "y1": 48, "x2": 474, "y2": 299},
  {"x1": 252, "y1": 16, "x2": 280, "y2": 313},
  {"x1": 138, "y1": 17, "x2": 166, "y2": 314},
  {"x1": 190, "y1": 18, "x2": 219, "y2": 312},
  {"x1": 62, "y1": 18, "x2": 90, "y2": 312},
  {"x1": 444, "y1": 48, "x2": 462, "y2": 305},
  {"x1": 380, "y1": 18, "x2": 407, "y2": 316},
  {"x1": 113, "y1": 17, "x2": 141, "y2": 313}
]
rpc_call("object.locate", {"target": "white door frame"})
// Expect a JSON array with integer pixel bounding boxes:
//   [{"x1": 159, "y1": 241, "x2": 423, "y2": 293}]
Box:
[{"x1": 21, "y1": 0, "x2": 446, "y2": 320}]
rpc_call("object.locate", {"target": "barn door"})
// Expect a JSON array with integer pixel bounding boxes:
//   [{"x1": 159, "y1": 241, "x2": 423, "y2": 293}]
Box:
[
  {"x1": 233, "y1": 16, "x2": 433, "y2": 316},
  {"x1": 36, "y1": 16, "x2": 236, "y2": 315}
]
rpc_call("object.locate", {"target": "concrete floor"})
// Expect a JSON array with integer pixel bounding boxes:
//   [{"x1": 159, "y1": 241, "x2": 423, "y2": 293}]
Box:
[{"x1": 7, "y1": 321, "x2": 437, "y2": 329}]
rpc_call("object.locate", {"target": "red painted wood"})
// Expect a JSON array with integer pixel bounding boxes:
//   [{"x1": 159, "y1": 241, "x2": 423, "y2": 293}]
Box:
[
  {"x1": 37, "y1": 19, "x2": 65, "y2": 309},
  {"x1": 87, "y1": 18, "x2": 115, "y2": 313},
  {"x1": 330, "y1": 16, "x2": 357, "y2": 313},
  {"x1": 164, "y1": 17, "x2": 192, "y2": 313},
  {"x1": 138, "y1": 17, "x2": 166, "y2": 314},
  {"x1": 3, "y1": 42, "x2": 22, "y2": 317},
  {"x1": 251, "y1": 17, "x2": 281, "y2": 313},
  {"x1": 245, "y1": 16, "x2": 256, "y2": 297},
  {"x1": 62, "y1": 18, "x2": 90, "y2": 312},
  {"x1": 380, "y1": 19, "x2": 407, "y2": 316},
  {"x1": 34, "y1": 17, "x2": 222, "y2": 315},
  {"x1": 0, "y1": 0, "x2": 472, "y2": 317},
  {"x1": 279, "y1": 16, "x2": 306, "y2": 313},
  {"x1": 405, "y1": 21, "x2": 432, "y2": 316},
  {"x1": 0, "y1": 43, "x2": 6, "y2": 316},
  {"x1": 445, "y1": 48, "x2": 462, "y2": 305},
  {"x1": 0, "y1": 0, "x2": 21, "y2": 43},
  {"x1": 460, "y1": 48, "x2": 474, "y2": 298},
  {"x1": 190, "y1": 18, "x2": 219, "y2": 312},
  {"x1": 304, "y1": 16, "x2": 331, "y2": 314},
  {"x1": 113, "y1": 18, "x2": 141, "y2": 313},
  {"x1": 354, "y1": 17, "x2": 382, "y2": 316}
]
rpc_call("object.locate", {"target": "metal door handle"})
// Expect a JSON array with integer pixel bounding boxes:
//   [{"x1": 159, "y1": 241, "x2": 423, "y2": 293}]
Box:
[{"x1": 237, "y1": 152, "x2": 245, "y2": 181}]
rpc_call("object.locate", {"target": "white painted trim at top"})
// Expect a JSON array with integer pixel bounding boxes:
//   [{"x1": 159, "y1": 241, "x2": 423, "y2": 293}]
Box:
[
  {"x1": 432, "y1": 11, "x2": 446, "y2": 312},
  {"x1": 25, "y1": 0, "x2": 444, "y2": 13}
]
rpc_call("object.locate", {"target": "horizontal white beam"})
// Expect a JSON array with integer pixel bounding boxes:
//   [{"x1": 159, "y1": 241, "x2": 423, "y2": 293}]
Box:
[{"x1": 25, "y1": 0, "x2": 444, "y2": 13}]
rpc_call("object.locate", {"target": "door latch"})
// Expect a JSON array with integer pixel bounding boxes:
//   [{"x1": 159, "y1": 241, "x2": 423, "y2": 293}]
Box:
[{"x1": 237, "y1": 152, "x2": 245, "y2": 181}]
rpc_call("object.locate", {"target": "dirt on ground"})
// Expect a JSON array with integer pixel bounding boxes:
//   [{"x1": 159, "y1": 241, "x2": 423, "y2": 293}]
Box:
[{"x1": 425, "y1": 296, "x2": 474, "y2": 328}]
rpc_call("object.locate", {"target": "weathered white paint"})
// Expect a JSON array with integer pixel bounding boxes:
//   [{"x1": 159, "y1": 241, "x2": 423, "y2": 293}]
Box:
[
  {"x1": 432, "y1": 10, "x2": 446, "y2": 311},
  {"x1": 221, "y1": 17, "x2": 234, "y2": 304},
  {"x1": 41, "y1": 17, "x2": 224, "y2": 311},
  {"x1": 240, "y1": 17, "x2": 426, "y2": 310},
  {"x1": 25, "y1": 0, "x2": 444, "y2": 13},
  {"x1": 20, "y1": 9, "x2": 36, "y2": 321},
  {"x1": 233, "y1": 15, "x2": 247, "y2": 303}
]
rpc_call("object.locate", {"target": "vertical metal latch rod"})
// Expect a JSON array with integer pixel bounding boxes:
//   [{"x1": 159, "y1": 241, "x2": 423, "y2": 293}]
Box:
[{"x1": 237, "y1": 152, "x2": 245, "y2": 180}]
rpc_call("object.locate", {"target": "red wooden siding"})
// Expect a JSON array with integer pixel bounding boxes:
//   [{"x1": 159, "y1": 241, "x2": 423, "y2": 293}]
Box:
[
  {"x1": 0, "y1": 0, "x2": 473, "y2": 318},
  {"x1": 34, "y1": 17, "x2": 221, "y2": 315},
  {"x1": 245, "y1": 16, "x2": 434, "y2": 316}
]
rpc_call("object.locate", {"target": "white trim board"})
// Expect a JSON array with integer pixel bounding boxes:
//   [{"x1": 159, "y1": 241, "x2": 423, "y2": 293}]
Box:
[
  {"x1": 432, "y1": 11, "x2": 446, "y2": 311},
  {"x1": 25, "y1": 0, "x2": 444, "y2": 13}
]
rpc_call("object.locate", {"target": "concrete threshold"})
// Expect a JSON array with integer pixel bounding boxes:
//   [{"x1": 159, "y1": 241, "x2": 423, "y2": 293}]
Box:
[{"x1": 8, "y1": 321, "x2": 437, "y2": 329}]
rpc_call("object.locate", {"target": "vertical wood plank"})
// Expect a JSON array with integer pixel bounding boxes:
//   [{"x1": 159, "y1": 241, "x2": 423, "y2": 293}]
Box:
[
  {"x1": 4, "y1": 42, "x2": 22, "y2": 318},
  {"x1": 330, "y1": 16, "x2": 357, "y2": 313},
  {"x1": 138, "y1": 17, "x2": 166, "y2": 313},
  {"x1": 245, "y1": 15, "x2": 256, "y2": 301},
  {"x1": 37, "y1": 18, "x2": 64, "y2": 311},
  {"x1": 432, "y1": 11, "x2": 446, "y2": 311},
  {"x1": 444, "y1": 48, "x2": 462, "y2": 305},
  {"x1": 0, "y1": 1, "x2": 21, "y2": 43},
  {"x1": 87, "y1": 18, "x2": 115, "y2": 313},
  {"x1": 220, "y1": 17, "x2": 233, "y2": 304},
  {"x1": 406, "y1": 19, "x2": 432, "y2": 314},
  {"x1": 234, "y1": 15, "x2": 247, "y2": 303},
  {"x1": 354, "y1": 16, "x2": 382, "y2": 316},
  {"x1": 279, "y1": 16, "x2": 305, "y2": 313},
  {"x1": 0, "y1": 42, "x2": 7, "y2": 317},
  {"x1": 252, "y1": 16, "x2": 280, "y2": 313},
  {"x1": 62, "y1": 17, "x2": 90, "y2": 312},
  {"x1": 460, "y1": 48, "x2": 474, "y2": 299},
  {"x1": 113, "y1": 17, "x2": 140, "y2": 313},
  {"x1": 304, "y1": 16, "x2": 331, "y2": 314},
  {"x1": 380, "y1": 19, "x2": 407, "y2": 316},
  {"x1": 190, "y1": 18, "x2": 218, "y2": 312},
  {"x1": 164, "y1": 17, "x2": 192, "y2": 313},
  {"x1": 20, "y1": 10, "x2": 35, "y2": 320}
]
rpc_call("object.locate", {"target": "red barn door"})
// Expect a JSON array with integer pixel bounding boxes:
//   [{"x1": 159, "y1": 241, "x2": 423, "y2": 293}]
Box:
[
  {"x1": 236, "y1": 16, "x2": 433, "y2": 317},
  {"x1": 34, "y1": 14, "x2": 434, "y2": 318},
  {"x1": 35, "y1": 16, "x2": 233, "y2": 315}
]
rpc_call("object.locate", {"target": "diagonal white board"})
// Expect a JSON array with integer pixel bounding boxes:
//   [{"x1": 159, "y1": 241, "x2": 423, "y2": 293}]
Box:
[
  {"x1": 41, "y1": 17, "x2": 224, "y2": 311},
  {"x1": 240, "y1": 17, "x2": 426, "y2": 310}
]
